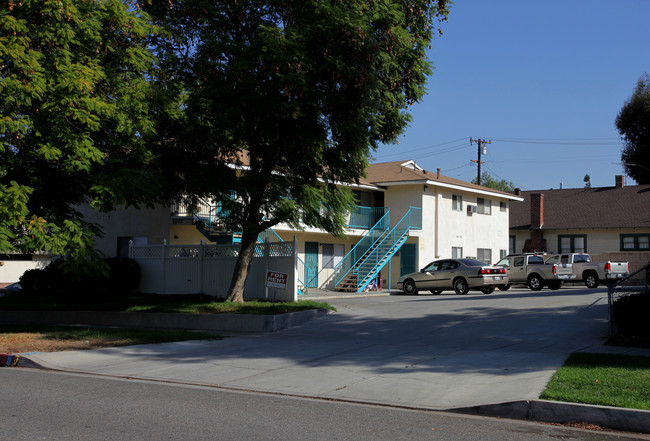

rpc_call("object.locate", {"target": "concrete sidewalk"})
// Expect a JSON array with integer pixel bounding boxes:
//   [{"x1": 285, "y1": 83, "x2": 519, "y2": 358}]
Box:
[{"x1": 19, "y1": 287, "x2": 650, "y2": 433}]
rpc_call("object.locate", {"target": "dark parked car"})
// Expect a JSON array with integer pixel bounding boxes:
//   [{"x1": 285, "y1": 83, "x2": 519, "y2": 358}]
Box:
[{"x1": 397, "y1": 258, "x2": 508, "y2": 295}]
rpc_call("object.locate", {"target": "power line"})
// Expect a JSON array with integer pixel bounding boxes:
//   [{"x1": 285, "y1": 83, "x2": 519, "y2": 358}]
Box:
[
  {"x1": 373, "y1": 137, "x2": 469, "y2": 160},
  {"x1": 490, "y1": 137, "x2": 620, "y2": 146}
]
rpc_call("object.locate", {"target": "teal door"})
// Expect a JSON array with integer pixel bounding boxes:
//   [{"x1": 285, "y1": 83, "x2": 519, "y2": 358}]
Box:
[
  {"x1": 400, "y1": 243, "x2": 417, "y2": 276},
  {"x1": 304, "y1": 241, "x2": 319, "y2": 288}
]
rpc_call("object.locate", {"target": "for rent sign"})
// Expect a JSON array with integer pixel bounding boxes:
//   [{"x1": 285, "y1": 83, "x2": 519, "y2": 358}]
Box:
[{"x1": 266, "y1": 271, "x2": 288, "y2": 289}]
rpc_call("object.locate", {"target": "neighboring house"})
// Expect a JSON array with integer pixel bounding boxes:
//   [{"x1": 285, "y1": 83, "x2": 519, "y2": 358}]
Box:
[
  {"x1": 509, "y1": 175, "x2": 650, "y2": 273},
  {"x1": 93, "y1": 160, "x2": 521, "y2": 292}
]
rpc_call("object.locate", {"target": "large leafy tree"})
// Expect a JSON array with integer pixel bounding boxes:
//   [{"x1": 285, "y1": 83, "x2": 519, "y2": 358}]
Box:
[
  {"x1": 0, "y1": 1, "x2": 158, "y2": 263},
  {"x1": 144, "y1": 0, "x2": 450, "y2": 303},
  {"x1": 471, "y1": 171, "x2": 515, "y2": 193},
  {"x1": 616, "y1": 73, "x2": 650, "y2": 184}
]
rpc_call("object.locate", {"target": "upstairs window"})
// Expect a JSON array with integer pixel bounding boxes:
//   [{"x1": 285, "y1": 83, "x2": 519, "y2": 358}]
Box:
[
  {"x1": 477, "y1": 198, "x2": 491, "y2": 215},
  {"x1": 452, "y1": 194, "x2": 463, "y2": 211}
]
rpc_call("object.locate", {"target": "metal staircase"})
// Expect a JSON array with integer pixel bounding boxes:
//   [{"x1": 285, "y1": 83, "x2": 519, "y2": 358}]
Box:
[
  {"x1": 335, "y1": 207, "x2": 422, "y2": 293},
  {"x1": 191, "y1": 194, "x2": 242, "y2": 244}
]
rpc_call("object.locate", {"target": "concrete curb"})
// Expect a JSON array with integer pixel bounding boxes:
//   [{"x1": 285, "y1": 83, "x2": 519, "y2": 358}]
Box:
[
  {"x1": 450, "y1": 399, "x2": 650, "y2": 434},
  {"x1": 0, "y1": 308, "x2": 332, "y2": 333}
]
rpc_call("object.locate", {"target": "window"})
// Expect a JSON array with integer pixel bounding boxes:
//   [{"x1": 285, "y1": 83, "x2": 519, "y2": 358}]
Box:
[
  {"x1": 620, "y1": 234, "x2": 650, "y2": 251},
  {"x1": 322, "y1": 244, "x2": 345, "y2": 268},
  {"x1": 452, "y1": 247, "x2": 463, "y2": 258},
  {"x1": 558, "y1": 235, "x2": 586, "y2": 253},
  {"x1": 513, "y1": 256, "x2": 524, "y2": 267},
  {"x1": 452, "y1": 194, "x2": 463, "y2": 211},
  {"x1": 477, "y1": 198, "x2": 491, "y2": 215},
  {"x1": 500, "y1": 249, "x2": 507, "y2": 259},
  {"x1": 477, "y1": 248, "x2": 492, "y2": 264},
  {"x1": 500, "y1": 201, "x2": 507, "y2": 212},
  {"x1": 509, "y1": 235, "x2": 516, "y2": 254}
]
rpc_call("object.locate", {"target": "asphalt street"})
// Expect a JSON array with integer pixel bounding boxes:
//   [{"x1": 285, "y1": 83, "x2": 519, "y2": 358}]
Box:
[{"x1": 3, "y1": 368, "x2": 648, "y2": 441}]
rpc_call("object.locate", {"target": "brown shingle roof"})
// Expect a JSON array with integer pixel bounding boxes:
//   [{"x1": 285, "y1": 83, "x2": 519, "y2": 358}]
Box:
[
  {"x1": 510, "y1": 185, "x2": 650, "y2": 230},
  {"x1": 366, "y1": 160, "x2": 517, "y2": 198}
]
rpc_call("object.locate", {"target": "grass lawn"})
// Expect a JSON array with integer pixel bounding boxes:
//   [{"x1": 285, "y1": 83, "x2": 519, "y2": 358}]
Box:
[
  {"x1": 0, "y1": 291, "x2": 335, "y2": 314},
  {"x1": 0, "y1": 324, "x2": 220, "y2": 354},
  {"x1": 541, "y1": 352, "x2": 650, "y2": 410},
  {"x1": 0, "y1": 291, "x2": 334, "y2": 354}
]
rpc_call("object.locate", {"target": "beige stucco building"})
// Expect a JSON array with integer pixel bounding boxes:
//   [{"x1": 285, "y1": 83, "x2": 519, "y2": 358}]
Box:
[{"x1": 90, "y1": 160, "x2": 521, "y2": 293}]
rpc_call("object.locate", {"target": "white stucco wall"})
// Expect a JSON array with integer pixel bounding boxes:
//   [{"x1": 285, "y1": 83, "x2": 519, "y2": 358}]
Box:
[
  {"x1": 381, "y1": 184, "x2": 512, "y2": 288},
  {"x1": 435, "y1": 190, "x2": 509, "y2": 264},
  {"x1": 0, "y1": 257, "x2": 50, "y2": 284}
]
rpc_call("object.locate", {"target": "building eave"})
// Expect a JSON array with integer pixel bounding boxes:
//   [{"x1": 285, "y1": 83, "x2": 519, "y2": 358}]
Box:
[{"x1": 373, "y1": 179, "x2": 524, "y2": 201}]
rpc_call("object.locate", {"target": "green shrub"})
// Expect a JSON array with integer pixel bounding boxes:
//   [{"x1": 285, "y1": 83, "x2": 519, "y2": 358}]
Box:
[
  {"x1": 19, "y1": 268, "x2": 45, "y2": 291},
  {"x1": 18, "y1": 257, "x2": 141, "y2": 295},
  {"x1": 105, "y1": 257, "x2": 141, "y2": 292},
  {"x1": 612, "y1": 293, "x2": 650, "y2": 337}
]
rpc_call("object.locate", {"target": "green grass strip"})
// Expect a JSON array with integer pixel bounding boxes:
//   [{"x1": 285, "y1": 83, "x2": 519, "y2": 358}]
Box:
[
  {"x1": 0, "y1": 292, "x2": 335, "y2": 315},
  {"x1": 541, "y1": 352, "x2": 650, "y2": 410},
  {"x1": 0, "y1": 324, "x2": 220, "y2": 345}
]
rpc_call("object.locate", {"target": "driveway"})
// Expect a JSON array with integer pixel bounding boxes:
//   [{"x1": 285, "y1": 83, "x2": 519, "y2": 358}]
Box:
[{"x1": 25, "y1": 286, "x2": 623, "y2": 410}]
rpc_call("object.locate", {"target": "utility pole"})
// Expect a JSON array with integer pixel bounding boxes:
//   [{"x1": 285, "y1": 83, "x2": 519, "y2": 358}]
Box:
[{"x1": 470, "y1": 138, "x2": 491, "y2": 185}]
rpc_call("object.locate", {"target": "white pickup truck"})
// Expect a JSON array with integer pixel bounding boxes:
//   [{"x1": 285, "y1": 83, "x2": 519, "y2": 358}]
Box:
[
  {"x1": 544, "y1": 253, "x2": 629, "y2": 288},
  {"x1": 495, "y1": 253, "x2": 575, "y2": 291}
]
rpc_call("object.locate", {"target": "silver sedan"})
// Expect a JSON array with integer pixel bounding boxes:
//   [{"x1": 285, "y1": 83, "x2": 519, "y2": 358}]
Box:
[{"x1": 397, "y1": 258, "x2": 509, "y2": 295}]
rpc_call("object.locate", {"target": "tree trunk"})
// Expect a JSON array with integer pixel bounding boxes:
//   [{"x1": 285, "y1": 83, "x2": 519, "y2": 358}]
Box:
[{"x1": 225, "y1": 228, "x2": 259, "y2": 303}]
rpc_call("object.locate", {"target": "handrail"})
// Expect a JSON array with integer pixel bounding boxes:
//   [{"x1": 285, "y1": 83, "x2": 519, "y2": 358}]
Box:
[
  {"x1": 332, "y1": 209, "x2": 391, "y2": 286},
  {"x1": 352, "y1": 206, "x2": 422, "y2": 291},
  {"x1": 348, "y1": 206, "x2": 388, "y2": 229}
]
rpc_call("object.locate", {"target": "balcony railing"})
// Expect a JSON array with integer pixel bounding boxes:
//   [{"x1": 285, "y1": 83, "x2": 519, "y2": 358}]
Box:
[{"x1": 348, "y1": 206, "x2": 388, "y2": 230}]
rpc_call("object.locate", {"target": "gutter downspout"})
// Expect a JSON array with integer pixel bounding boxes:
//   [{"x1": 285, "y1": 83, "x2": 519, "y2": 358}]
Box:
[{"x1": 435, "y1": 187, "x2": 439, "y2": 258}]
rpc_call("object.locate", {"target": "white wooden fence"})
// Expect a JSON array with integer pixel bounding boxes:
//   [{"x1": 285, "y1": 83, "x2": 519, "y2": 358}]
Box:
[{"x1": 129, "y1": 239, "x2": 298, "y2": 302}]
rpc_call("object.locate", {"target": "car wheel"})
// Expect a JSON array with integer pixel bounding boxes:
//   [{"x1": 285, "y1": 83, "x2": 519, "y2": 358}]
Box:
[
  {"x1": 402, "y1": 279, "x2": 418, "y2": 295},
  {"x1": 453, "y1": 277, "x2": 469, "y2": 295},
  {"x1": 497, "y1": 284, "x2": 510, "y2": 291},
  {"x1": 527, "y1": 274, "x2": 543, "y2": 291},
  {"x1": 481, "y1": 286, "x2": 495, "y2": 294},
  {"x1": 547, "y1": 280, "x2": 561, "y2": 290},
  {"x1": 430, "y1": 289, "x2": 442, "y2": 295},
  {"x1": 584, "y1": 272, "x2": 599, "y2": 289}
]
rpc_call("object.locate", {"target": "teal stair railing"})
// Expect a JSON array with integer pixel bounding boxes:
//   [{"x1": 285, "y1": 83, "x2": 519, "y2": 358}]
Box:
[
  {"x1": 332, "y1": 209, "x2": 391, "y2": 288},
  {"x1": 339, "y1": 206, "x2": 422, "y2": 293},
  {"x1": 348, "y1": 206, "x2": 387, "y2": 230}
]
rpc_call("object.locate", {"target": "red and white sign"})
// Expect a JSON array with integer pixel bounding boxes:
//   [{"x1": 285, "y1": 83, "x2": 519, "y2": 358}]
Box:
[{"x1": 266, "y1": 271, "x2": 288, "y2": 289}]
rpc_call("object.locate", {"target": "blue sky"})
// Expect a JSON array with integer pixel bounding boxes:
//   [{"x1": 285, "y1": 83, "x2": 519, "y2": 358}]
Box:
[{"x1": 372, "y1": 0, "x2": 650, "y2": 190}]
